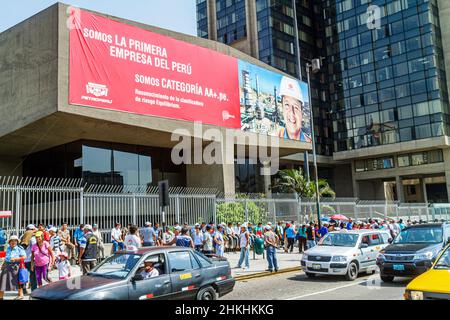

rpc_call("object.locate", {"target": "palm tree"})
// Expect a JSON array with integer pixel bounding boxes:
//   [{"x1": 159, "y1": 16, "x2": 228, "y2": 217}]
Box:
[{"x1": 271, "y1": 168, "x2": 336, "y2": 199}]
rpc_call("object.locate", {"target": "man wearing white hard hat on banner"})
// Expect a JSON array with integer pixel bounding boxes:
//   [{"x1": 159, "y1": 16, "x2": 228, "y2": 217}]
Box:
[{"x1": 278, "y1": 76, "x2": 312, "y2": 142}]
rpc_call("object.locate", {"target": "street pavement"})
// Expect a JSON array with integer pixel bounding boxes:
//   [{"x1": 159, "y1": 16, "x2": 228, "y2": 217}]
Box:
[
  {"x1": 222, "y1": 270, "x2": 409, "y2": 300},
  {"x1": 3, "y1": 248, "x2": 410, "y2": 300},
  {"x1": 226, "y1": 248, "x2": 301, "y2": 278}
]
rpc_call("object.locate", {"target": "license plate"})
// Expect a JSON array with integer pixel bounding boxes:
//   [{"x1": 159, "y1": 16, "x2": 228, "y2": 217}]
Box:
[
  {"x1": 393, "y1": 264, "x2": 405, "y2": 271},
  {"x1": 312, "y1": 263, "x2": 321, "y2": 270}
]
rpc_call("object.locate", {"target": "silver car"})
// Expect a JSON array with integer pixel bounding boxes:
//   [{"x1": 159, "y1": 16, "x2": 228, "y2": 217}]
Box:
[{"x1": 301, "y1": 229, "x2": 392, "y2": 281}]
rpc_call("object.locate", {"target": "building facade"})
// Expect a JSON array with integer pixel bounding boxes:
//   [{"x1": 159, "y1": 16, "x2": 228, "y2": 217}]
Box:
[
  {"x1": 0, "y1": 3, "x2": 312, "y2": 196},
  {"x1": 198, "y1": 0, "x2": 450, "y2": 203}
]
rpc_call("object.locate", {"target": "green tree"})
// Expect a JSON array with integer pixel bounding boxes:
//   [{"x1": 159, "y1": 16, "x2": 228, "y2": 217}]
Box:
[{"x1": 271, "y1": 168, "x2": 336, "y2": 199}]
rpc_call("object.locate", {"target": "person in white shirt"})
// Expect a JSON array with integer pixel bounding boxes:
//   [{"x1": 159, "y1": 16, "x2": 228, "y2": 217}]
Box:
[
  {"x1": 57, "y1": 252, "x2": 72, "y2": 280},
  {"x1": 140, "y1": 261, "x2": 159, "y2": 279},
  {"x1": 111, "y1": 223, "x2": 124, "y2": 253},
  {"x1": 124, "y1": 225, "x2": 142, "y2": 251}
]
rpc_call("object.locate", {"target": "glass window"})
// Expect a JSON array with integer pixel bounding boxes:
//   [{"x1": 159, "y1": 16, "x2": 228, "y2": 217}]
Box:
[
  {"x1": 399, "y1": 127, "x2": 413, "y2": 141},
  {"x1": 395, "y1": 84, "x2": 410, "y2": 99},
  {"x1": 113, "y1": 150, "x2": 139, "y2": 185},
  {"x1": 413, "y1": 102, "x2": 430, "y2": 117},
  {"x1": 398, "y1": 105, "x2": 413, "y2": 120},
  {"x1": 355, "y1": 160, "x2": 366, "y2": 172},
  {"x1": 406, "y1": 36, "x2": 421, "y2": 51},
  {"x1": 362, "y1": 71, "x2": 376, "y2": 85},
  {"x1": 82, "y1": 145, "x2": 113, "y2": 185},
  {"x1": 393, "y1": 62, "x2": 408, "y2": 77},
  {"x1": 139, "y1": 155, "x2": 152, "y2": 187},
  {"x1": 360, "y1": 51, "x2": 373, "y2": 65},
  {"x1": 415, "y1": 124, "x2": 432, "y2": 139},
  {"x1": 398, "y1": 155, "x2": 410, "y2": 167},
  {"x1": 428, "y1": 150, "x2": 443, "y2": 163},
  {"x1": 411, "y1": 79, "x2": 427, "y2": 94},
  {"x1": 168, "y1": 251, "x2": 193, "y2": 272},
  {"x1": 411, "y1": 153, "x2": 425, "y2": 166}
]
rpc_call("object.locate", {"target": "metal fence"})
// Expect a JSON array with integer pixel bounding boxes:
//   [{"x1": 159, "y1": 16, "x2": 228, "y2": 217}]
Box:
[
  {"x1": 0, "y1": 177, "x2": 216, "y2": 239},
  {"x1": 1, "y1": 177, "x2": 450, "y2": 238}
]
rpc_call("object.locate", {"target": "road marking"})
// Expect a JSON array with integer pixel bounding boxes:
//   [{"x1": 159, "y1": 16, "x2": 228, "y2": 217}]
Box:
[{"x1": 286, "y1": 276, "x2": 374, "y2": 300}]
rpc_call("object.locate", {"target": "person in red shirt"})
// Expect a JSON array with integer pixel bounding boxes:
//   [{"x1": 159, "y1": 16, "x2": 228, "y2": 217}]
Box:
[{"x1": 37, "y1": 224, "x2": 50, "y2": 242}]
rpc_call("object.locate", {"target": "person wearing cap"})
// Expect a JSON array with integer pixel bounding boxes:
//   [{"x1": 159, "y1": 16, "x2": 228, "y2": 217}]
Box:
[
  {"x1": 264, "y1": 225, "x2": 279, "y2": 272},
  {"x1": 49, "y1": 227, "x2": 62, "y2": 257},
  {"x1": 38, "y1": 223, "x2": 50, "y2": 242},
  {"x1": 0, "y1": 235, "x2": 26, "y2": 300},
  {"x1": 277, "y1": 76, "x2": 311, "y2": 142},
  {"x1": 78, "y1": 225, "x2": 98, "y2": 275},
  {"x1": 193, "y1": 224, "x2": 204, "y2": 252},
  {"x1": 20, "y1": 224, "x2": 37, "y2": 249},
  {"x1": 31, "y1": 231, "x2": 54, "y2": 288},
  {"x1": 92, "y1": 224, "x2": 104, "y2": 260},
  {"x1": 56, "y1": 252, "x2": 72, "y2": 281},
  {"x1": 141, "y1": 222, "x2": 156, "y2": 247},
  {"x1": 236, "y1": 225, "x2": 250, "y2": 270},
  {"x1": 214, "y1": 225, "x2": 225, "y2": 257}
]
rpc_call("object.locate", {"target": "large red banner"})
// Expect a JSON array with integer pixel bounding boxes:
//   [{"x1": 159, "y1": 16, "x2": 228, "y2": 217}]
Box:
[{"x1": 69, "y1": 9, "x2": 241, "y2": 128}]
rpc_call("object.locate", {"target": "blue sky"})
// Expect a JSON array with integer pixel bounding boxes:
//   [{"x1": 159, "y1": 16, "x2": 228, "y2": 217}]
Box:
[{"x1": 0, "y1": 0, "x2": 197, "y2": 35}]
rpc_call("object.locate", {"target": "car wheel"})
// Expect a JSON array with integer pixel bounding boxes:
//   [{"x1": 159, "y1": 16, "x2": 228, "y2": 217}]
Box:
[
  {"x1": 196, "y1": 286, "x2": 217, "y2": 300},
  {"x1": 380, "y1": 274, "x2": 394, "y2": 283},
  {"x1": 305, "y1": 272, "x2": 316, "y2": 278},
  {"x1": 345, "y1": 262, "x2": 359, "y2": 281}
]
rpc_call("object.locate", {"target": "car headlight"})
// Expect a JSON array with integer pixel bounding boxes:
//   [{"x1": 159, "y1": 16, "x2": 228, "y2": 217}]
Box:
[
  {"x1": 413, "y1": 251, "x2": 433, "y2": 260},
  {"x1": 302, "y1": 254, "x2": 308, "y2": 261},
  {"x1": 410, "y1": 291, "x2": 424, "y2": 300},
  {"x1": 331, "y1": 256, "x2": 347, "y2": 262}
]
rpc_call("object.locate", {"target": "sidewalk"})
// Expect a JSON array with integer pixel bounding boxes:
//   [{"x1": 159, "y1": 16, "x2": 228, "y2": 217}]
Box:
[{"x1": 224, "y1": 248, "x2": 303, "y2": 279}]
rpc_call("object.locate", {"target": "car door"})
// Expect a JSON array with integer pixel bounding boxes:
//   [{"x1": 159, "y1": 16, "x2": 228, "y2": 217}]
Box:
[
  {"x1": 367, "y1": 233, "x2": 383, "y2": 269},
  {"x1": 359, "y1": 235, "x2": 373, "y2": 271},
  {"x1": 168, "y1": 250, "x2": 202, "y2": 300},
  {"x1": 128, "y1": 253, "x2": 172, "y2": 300}
]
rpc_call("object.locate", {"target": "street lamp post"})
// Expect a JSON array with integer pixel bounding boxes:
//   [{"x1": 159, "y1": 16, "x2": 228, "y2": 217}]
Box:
[{"x1": 306, "y1": 59, "x2": 321, "y2": 227}]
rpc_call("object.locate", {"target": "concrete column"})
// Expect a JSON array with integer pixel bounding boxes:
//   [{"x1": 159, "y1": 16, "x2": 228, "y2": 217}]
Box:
[
  {"x1": 396, "y1": 176, "x2": 405, "y2": 203},
  {"x1": 421, "y1": 177, "x2": 428, "y2": 204},
  {"x1": 442, "y1": 148, "x2": 450, "y2": 202},
  {"x1": 350, "y1": 161, "x2": 360, "y2": 199}
]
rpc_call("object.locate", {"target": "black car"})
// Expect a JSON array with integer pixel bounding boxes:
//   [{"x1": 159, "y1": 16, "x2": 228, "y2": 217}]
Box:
[
  {"x1": 31, "y1": 247, "x2": 235, "y2": 300},
  {"x1": 377, "y1": 222, "x2": 450, "y2": 282}
]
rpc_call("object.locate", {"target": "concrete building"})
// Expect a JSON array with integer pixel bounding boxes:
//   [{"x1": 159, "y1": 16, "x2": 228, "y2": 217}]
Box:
[
  {"x1": 0, "y1": 3, "x2": 311, "y2": 196},
  {"x1": 197, "y1": 0, "x2": 450, "y2": 203}
]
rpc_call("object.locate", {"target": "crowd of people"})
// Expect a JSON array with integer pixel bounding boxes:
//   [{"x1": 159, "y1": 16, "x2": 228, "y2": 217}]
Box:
[{"x1": 0, "y1": 216, "x2": 442, "y2": 300}]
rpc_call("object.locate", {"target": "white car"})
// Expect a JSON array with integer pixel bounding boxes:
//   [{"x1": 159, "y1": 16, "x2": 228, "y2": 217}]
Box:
[{"x1": 301, "y1": 229, "x2": 392, "y2": 281}]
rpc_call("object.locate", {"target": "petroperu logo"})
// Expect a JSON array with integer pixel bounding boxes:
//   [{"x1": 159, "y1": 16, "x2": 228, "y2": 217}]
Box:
[{"x1": 86, "y1": 82, "x2": 109, "y2": 97}]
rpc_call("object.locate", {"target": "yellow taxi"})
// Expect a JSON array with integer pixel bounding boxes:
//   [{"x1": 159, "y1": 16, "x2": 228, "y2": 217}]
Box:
[{"x1": 404, "y1": 243, "x2": 450, "y2": 300}]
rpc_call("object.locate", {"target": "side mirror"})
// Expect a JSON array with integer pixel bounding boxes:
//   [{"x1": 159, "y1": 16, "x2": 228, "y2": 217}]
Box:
[
  {"x1": 132, "y1": 274, "x2": 144, "y2": 282},
  {"x1": 360, "y1": 243, "x2": 369, "y2": 249}
]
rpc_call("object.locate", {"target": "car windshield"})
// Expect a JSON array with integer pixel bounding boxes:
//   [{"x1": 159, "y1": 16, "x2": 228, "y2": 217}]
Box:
[
  {"x1": 393, "y1": 227, "x2": 443, "y2": 244},
  {"x1": 434, "y1": 246, "x2": 450, "y2": 270},
  {"x1": 318, "y1": 233, "x2": 359, "y2": 247},
  {"x1": 90, "y1": 253, "x2": 142, "y2": 279}
]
